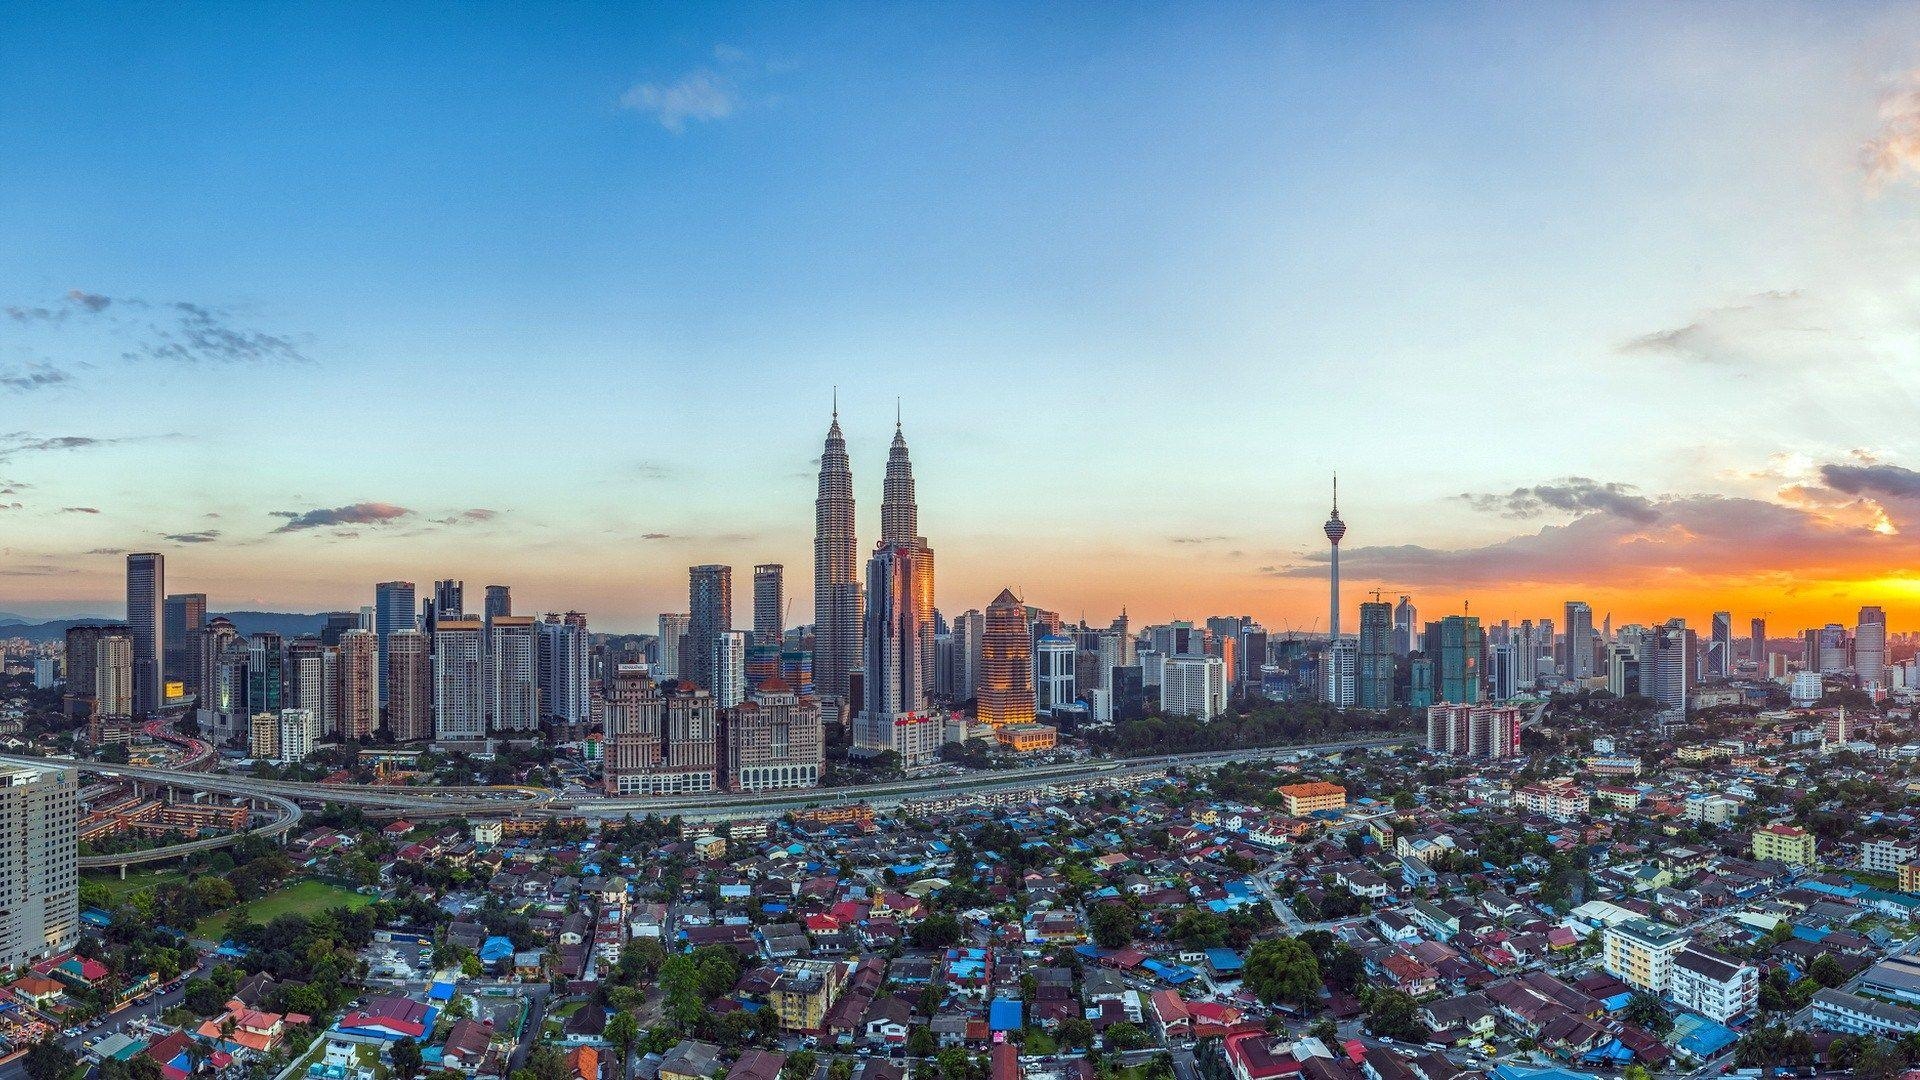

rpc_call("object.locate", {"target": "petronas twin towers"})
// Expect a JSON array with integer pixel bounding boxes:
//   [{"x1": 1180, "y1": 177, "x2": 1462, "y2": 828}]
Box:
[{"x1": 812, "y1": 404, "x2": 941, "y2": 768}]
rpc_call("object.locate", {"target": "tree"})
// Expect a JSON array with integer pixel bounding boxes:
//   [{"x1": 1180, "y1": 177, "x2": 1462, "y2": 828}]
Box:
[
  {"x1": 1365, "y1": 990, "x2": 1426, "y2": 1043},
  {"x1": 605, "y1": 1012, "x2": 639, "y2": 1064},
  {"x1": 907, "y1": 1026, "x2": 937, "y2": 1057},
  {"x1": 1057, "y1": 1017, "x2": 1093, "y2": 1050},
  {"x1": 390, "y1": 1038, "x2": 424, "y2": 1080},
  {"x1": 1242, "y1": 937, "x2": 1322, "y2": 1010},
  {"x1": 1622, "y1": 992, "x2": 1673, "y2": 1037},
  {"x1": 910, "y1": 913, "x2": 964, "y2": 949},
  {"x1": 782, "y1": 1051, "x2": 816, "y2": 1080},
  {"x1": 1088, "y1": 902, "x2": 1139, "y2": 949},
  {"x1": 1810, "y1": 954, "x2": 1847, "y2": 988},
  {"x1": 24, "y1": 1040, "x2": 77, "y2": 1080},
  {"x1": 1105, "y1": 1022, "x2": 1150, "y2": 1051}
]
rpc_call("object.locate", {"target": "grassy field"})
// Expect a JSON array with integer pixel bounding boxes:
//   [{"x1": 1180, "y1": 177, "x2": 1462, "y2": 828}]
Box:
[
  {"x1": 84, "y1": 868, "x2": 187, "y2": 901},
  {"x1": 193, "y1": 880, "x2": 372, "y2": 940}
]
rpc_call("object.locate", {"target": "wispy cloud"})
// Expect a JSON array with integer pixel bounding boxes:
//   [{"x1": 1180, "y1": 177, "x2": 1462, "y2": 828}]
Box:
[
  {"x1": 60, "y1": 506, "x2": 100, "y2": 515},
  {"x1": 1168, "y1": 535, "x2": 1231, "y2": 545},
  {"x1": 619, "y1": 45, "x2": 767, "y2": 134},
  {"x1": 1618, "y1": 290, "x2": 1844, "y2": 370},
  {"x1": 161, "y1": 530, "x2": 221, "y2": 544},
  {"x1": 133, "y1": 301, "x2": 310, "y2": 365},
  {"x1": 428, "y1": 508, "x2": 500, "y2": 526},
  {"x1": 640, "y1": 532, "x2": 671, "y2": 541},
  {"x1": 271, "y1": 502, "x2": 413, "y2": 533},
  {"x1": 0, "y1": 364, "x2": 74, "y2": 393},
  {"x1": 0, "y1": 432, "x2": 160, "y2": 462}
]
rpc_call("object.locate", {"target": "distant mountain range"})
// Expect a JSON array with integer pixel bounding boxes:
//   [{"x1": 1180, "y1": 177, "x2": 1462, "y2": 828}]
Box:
[{"x1": 0, "y1": 611, "x2": 331, "y2": 643}]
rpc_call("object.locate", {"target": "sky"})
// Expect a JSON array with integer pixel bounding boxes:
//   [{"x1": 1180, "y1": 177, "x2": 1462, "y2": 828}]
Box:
[{"x1": 6, "y1": 3, "x2": 1920, "y2": 634}]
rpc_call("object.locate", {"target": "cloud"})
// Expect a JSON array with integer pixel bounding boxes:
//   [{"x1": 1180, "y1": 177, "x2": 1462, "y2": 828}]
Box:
[
  {"x1": 0, "y1": 364, "x2": 74, "y2": 393},
  {"x1": 0, "y1": 432, "x2": 159, "y2": 461},
  {"x1": 65, "y1": 289, "x2": 110, "y2": 313},
  {"x1": 619, "y1": 46, "x2": 764, "y2": 133},
  {"x1": 161, "y1": 530, "x2": 221, "y2": 544},
  {"x1": 1458, "y1": 478, "x2": 1660, "y2": 524},
  {"x1": 640, "y1": 532, "x2": 671, "y2": 541},
  {"x1": 1618, "y1": 290, "x2": 1843, "y2": 369},
  {"x1": 1818, "y1": 461, "x2": 1920, "y2": 501},
  {"x1": 0, "y1": 563, "x2": 70, "y2": 577},
  {"x1": 60, "y1": 506, "x2": 100, "y2": 514},
  {"x1": 1865, "y1": 70, "x2": 1920, "y2": 190},
  {"x1": 271, "y1": 502, "x2": 413, "y2": 533},
  {"x1": 428, "y1": 508, "x2": 500, "y2": 526},
  {"x1": 0, "y1": 502, "x2": 20, "y2": 511},
  {"x1": 629, "y1": 461, "x2": 674, "y2": 481},
  {"x1": 1169, "y1": 535, "x2": 1230, "y2": 545},
  {"x1": 133, "y1": 302, "x2": 311, "y2": 365},
  {"x1": 85, "y1": 547, "x2": 127, "y2": 556}
]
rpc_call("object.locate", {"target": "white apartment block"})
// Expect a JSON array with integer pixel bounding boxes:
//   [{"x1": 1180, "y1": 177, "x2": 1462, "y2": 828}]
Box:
[
  {"x1": 1669, "y1": 944, "x2": 1758, "y2": 1023},
  {"x1": 1161, "y1": 655, "x2": 1227, "y2": 720},
  {"x1": 0, "y1": 764, "x2": 78, "y2": 971},
  {"x1": 1862, "y1": 838, "x2": 1920, "y2": 875},
  {"x1": 1601, "y1": 918, "x2": 1686, "y2": 994}
]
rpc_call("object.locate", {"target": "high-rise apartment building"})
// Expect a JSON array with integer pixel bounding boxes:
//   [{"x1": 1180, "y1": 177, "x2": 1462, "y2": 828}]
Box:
[
  {"x1": 720, "y1": 678, "x2": 823, "y2": 792},
  {"x1": 688, "y1": 565, "x2": 733, "y2": 693},
  {"x1": 285, "y1": 638, "x2": 327, "y2": 726},
  {"x1": 433, "y1": 617, "x2": 486, "y2": 742},
  {"x1": 978, "y1": 589, "x2": 1035, "y2": 728},
  {"x1": 193, "y1": 618, "x2": 244, "y2": 743},
  {"x1": 162, "y1": 592, "x2": 206, "y2": 699},
  {"x1": 385, "y1": 629, "x2": 432, "y2": 742},
  {"x1": 374, "y1": 581, "x2": 417, "y2": 706},
  {"x1": 713, "y1": 629, "x2": 748, "y2": 709},
  {"x1": 483, "y1": 584, "x2": 511, "y2": 627},
  {"x1": 0, "y1": 763, "x2": 78, "y2": 971},
  {"x1": 94, "y1": 632, "x2": 133, "y2": 718},
  {"x1": 1357, "y1": 600, "x2": 1393, "y2": 709},
  {"x1": 1424, "y1": 703, "x2": 1522, "y2": 759},
  {"x1": 1322, "y1": 638, "x2": 1357, "y2": 707},
  {"x1": 126, "y1": 553, "x2": 165, "y2": 717},
  {"x1": 602, "y1": 669, "x2": 719, "y2": 795},
  {"x1": 430, "y1": 579, "x2": 465, "y2": 628},
  {"x1": 63, "y1": 624, "x2": 129, "y2": 720},
  {"x1": 537, "y1": 613, "x2": 590, "y2": 725},
  {"x1": 953, "y1": 609, "x2": 984, "y2": 701},
  {"x1": 1645, "y1": 619, "x2": 1696, "y2": 716},
  {"x1": 1162, "y1": 655, "x2": 1228, "y2": 720},
  {"x1": 1750, "y1": 617, "x2": 1767, "y2": 669},
  {"x1": 487, "y1": 615, "x2": 538, "y2": 732},
  {"x1": 1426, "y1": 616, "x2": 1483, "y2": 704},
  {"x1": 246, "y1": 632, "x2": 284, "y2": 717},
  {"x1": 276, "y1": 708, "x2": 320, "y2": 763},
  {"x1": 337, "y1": 628, "x2": 378, "y2": 741},
  {"x1": 812, "y1": 407, "x2": 863, "y2": 711},
  {"x1": 657, "y1": 613, "x2": 690, "y2": 681}
]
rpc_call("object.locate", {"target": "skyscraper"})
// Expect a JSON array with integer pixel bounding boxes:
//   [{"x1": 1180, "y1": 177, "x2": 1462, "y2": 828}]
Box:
[
  {"x1": 720, "y1": 678, "x2": 823, "y2": 792},
  {"x1": 374, "y1": 581, "x2": 417, "y2": 706},
  {"x1": 0, "y1": 762, "x2": 78, "y2": 971},
  {"x1": 93, "y1": 632, "x2": 132, "y2": 717},
  {"x1": 657, "y1": 613, "x2": 690, "y2": 680},
  {"x1": 713, "y1": 629, "x2": 748, "y2": 708},
  {"x1": 433, "y1": 617, "x2": 485, "y2": 742},
  {"x1": 854, "y1": 421, "x2": 940, "y2": 765},
  {"x1": 246, "y1": 632, "x2": 284, "y2": 716},
  {"x1": 1564, "y1": 601, "x2": 1594, "y2": 680},
  {"x1": 488, "y1": 615, "x2": 538, "y2": 732},
  {"x1": 753, "y1": 564, "x2": 784, "y2": 647},
  {"x1": 953, "y1": 609, "x2": 984, "y2": 701},
  {"x1": 812, "y1": 405, "x2": 862, "y2": 712},
  {"x1": 1710, "y1": 611, "x2": 1733, "y2": 678},
  {"x1": 62, "y1": 624, "x2": 127, "y2": 720},
  {"x1": 537, "y1": 613, "x2": 590, "y2": 725},
  {"x1": 1857, "y1": 606, "x2": 1888, "y2": 688},
  {"x1": 1750, "y1": 617, "x2": 1767, "y2": 669},
  {"x1": 484, "y1": 585, "x2": 512, "y2": 629},
  {"x1": 1426, "y1": 615, "x2": 1483, "y2": 705},
  {"x1": 1392, "y1": 595, "x2": 1417, "y2": 657},
  {"x1": 431, "y1": 579, "x2": 464, "y2": 626},
  {"x1": 385, "y1": 629, "x2": 432, "y2": 742},
  {"x1": 125, "y1": 553, "x2": 164, "y2": 717},
  {"x1": 1357, "y1": 600, "x2": 1394, "y2": 709},
  {"x1": 1322, "y1": 475, "x2": 1345, "y2": 641},
  {"x1": 337, "y1": 628, "x2": 378, "y2": 741},
  {"x1": 688, "y1": 565, "x2": 733, "y2": 692},
  {"x1": 1036, "y1": 635, "x2": 1075, "y2": 714},
  {"x1": 162, "y1": 592, "x2": 206, "y2": 699},
  {"x1": 978, "y1": 589, "x2": 1035, "y2": 728}
]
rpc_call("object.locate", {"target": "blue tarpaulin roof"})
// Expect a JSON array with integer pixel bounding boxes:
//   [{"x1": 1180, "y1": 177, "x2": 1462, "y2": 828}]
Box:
[
  {"x1": 479, "y1": 936, "x2": 515, "y2": 962},
  {"x1": 989, "y1": 999, "x2": 1023, "y2": 1031}
]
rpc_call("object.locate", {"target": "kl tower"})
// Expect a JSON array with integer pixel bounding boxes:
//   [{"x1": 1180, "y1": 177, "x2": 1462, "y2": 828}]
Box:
[{"x1": 1323, "y1": 474, "x2": 1345, "y2": 642}]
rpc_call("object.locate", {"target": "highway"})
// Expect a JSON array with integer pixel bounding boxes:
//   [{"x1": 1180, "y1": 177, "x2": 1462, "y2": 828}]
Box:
[
  {"x1": 0, "y1": 730, "x2": 1416, "y2": 825},
  {"x1": 78, "y1": 790, "x2": 304, "y2": 872}
]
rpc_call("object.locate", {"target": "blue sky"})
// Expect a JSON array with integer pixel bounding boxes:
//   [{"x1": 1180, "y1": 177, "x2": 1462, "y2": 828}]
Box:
[{"x1": 6, "y1": 3, "x2": 1920, "y2": 631}]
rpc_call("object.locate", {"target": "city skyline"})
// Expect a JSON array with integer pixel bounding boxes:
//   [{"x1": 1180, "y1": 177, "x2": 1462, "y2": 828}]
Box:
[{"x1": 7, "y1": 5, "x2": 1920, "y2": 631}]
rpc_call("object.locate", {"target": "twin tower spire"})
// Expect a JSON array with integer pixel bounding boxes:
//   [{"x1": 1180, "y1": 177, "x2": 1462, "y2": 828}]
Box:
[{"x1": 811, "y1": 397, "x2": 921, "y2": 707}]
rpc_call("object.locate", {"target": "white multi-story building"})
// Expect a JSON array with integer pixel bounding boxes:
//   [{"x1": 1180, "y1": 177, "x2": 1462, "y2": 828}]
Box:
[
  {"x1": 1601, "y1": 918, "x2": 1687, "y2": 994},
  {"x1": 0, "y1": 763, "x2": 78, "y2": 971},
  {"x1": 1812, "y1": 987, "x2": 1920, "y2": 1037},
  {"x1": 1322, "y1": 638, "x2": 1357, "y2": 707},
  {"x1": 537, "y1": 614, "x2": 591, "y2": 725},
  {"x1": 713, "y1": 630, "x2": 748, "y2": 709},
  {"x1": 1161, "y1": 655, "x2": 1227, "y2": 721},
  {"x1": 656, "y1": 613, "x2": 690, "y2": 681},
  {"x1": 487, "y1": 615, "x2": 539, "y2": 732},
  {"x1": 1518, "y1": 781, "x2": 1590, "y2": 822},
  {"x1": 1036, "y1": 635, "x2": 1075, "y2": 714},
  {"x1": 1862, "y1": 838, "x2": 1920, "y2": 875},
  {"x1": 276, "y1": 707, "x2": 319, "y2": 764},
  {"x1": 31, "y1": 657, "x2": 57, "y2": 690},
  {"x1": 1669, "y1": 944, "x2": 1758, "y2": 1023},
  {"x1": 433, "y1": 618, "x2": 486, "y2": 743}
]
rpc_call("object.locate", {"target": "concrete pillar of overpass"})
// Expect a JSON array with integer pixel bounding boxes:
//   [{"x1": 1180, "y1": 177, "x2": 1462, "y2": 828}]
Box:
[{"x1": 120, "y1": 863, "x2": 127, "y2": 880}]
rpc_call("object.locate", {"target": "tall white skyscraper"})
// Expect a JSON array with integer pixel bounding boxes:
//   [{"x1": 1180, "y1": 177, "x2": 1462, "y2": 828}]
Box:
[
  {"x1": 488, "y1": 615, "x2": 538, "y2": 732},
  {"x1": 0, "y1": 762, "x2": 78, "y2": 971},
  {"x1": 538, "y1": 613, "x2": 590, "y2": 724},
  {"x1": 713, "y1": 630, "x2": 748, "y2": 708},
  {"x1": 1857, "y1": 606, "x2": 1888, "y2": 689},
  {"x1": 433, "y1": 617, "x2": 485, "y2": 742},
  {"x1": 276, "y1": 708, "x2": 319, "y2": 763},
  {"x1": 1564, "y1": 601, "x2": 1595, "y2": 679}
]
